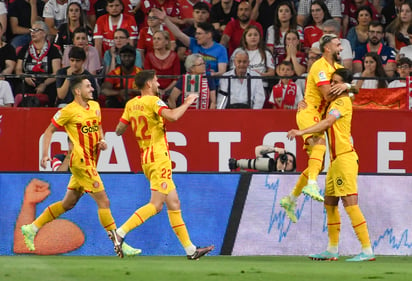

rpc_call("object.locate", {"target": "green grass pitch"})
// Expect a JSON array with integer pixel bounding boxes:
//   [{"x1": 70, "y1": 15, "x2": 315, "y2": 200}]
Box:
[{"x1": 1, "y1": 256, "x2": 411, "y2": 281}]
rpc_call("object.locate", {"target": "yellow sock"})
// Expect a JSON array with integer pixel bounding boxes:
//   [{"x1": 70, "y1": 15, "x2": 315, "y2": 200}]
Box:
[
  {"x1": 33, "y1": 201, "x2": 65, "y2": 229},
  {"x1": 307, "y1": 144, "x2": 326, "y2": 181},
  {"x1": 325, "y1": 204, "x2": 340, "y2": 250},
  {"x1": 168, "y1": 210, "x2": 192, "y2": 248},
  {"x1": 345, "y1": 205, "x2": 372, "y2": 248},
  {"x1": 121, "y1": 203, "x2": 157, "y2": 234},
  {"x1": 98, "y1": 208, "x2": 117, "y2": 231},
  {"x1": 291, "y1": 168, "x2": 309, "y2": 197}
]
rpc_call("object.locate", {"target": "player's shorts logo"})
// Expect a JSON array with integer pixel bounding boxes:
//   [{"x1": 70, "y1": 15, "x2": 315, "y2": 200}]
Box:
[{"x1": 161, "y1": 182, "x2": 168, "y2": 190}]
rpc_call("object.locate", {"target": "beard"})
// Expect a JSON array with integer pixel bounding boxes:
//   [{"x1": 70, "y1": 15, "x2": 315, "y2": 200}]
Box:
[{"x1": 332, "y1": 52, "x2": 341, "y2": 62}]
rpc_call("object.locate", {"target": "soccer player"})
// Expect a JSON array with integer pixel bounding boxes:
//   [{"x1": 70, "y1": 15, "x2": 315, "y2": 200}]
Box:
[
  {"x1": 287, "y1": 68, "x2": 375, "y2": 262},
  {"x1": 21, "y1": 76, "x2": 140, "y2": 258},
  {"x1": 280, "y1": 34, "x2": 350, "y2": 223},
  {"x1": 113, "y1": 70, "x2": 214, "y2": 260}
]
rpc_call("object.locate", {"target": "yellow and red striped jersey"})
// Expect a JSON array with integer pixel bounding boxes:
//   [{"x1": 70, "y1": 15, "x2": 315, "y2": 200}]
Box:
[
  {"x1": 52, "y1": 101, "x2": 102, "y2": 167},
  {"x1": 326, "y1": 96, "x2": 354, "y2": 160},
  {"x1": 120, "y1": 95, "x2": 169, "y2": 165}
]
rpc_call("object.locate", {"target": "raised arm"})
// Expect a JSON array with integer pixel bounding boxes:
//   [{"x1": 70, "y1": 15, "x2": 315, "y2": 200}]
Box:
[{"x1": 151, "y1": 8, "x2": 190, "y2": 47}]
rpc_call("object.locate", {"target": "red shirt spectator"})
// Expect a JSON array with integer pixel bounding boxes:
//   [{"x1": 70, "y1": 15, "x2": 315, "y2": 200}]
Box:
[{"x1": 93, "y1": 13, "x2": 138, "y2": 57}]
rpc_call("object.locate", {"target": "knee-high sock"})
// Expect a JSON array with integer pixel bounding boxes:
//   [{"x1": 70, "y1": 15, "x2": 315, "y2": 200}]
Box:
[
  {"x1": 168, "y1": 210, "x2": 193, "y2": 248},
  {"x1": 98, "y1": 208, "x2": 117, "y2": 231},
  {"x1": 120, "y1": 203, "x2": 157, "y2": 234},
  {"x1": 33, "y1": 201, "x2": 65, "y2": 229},
  {"x1": 307, "y1": 144, "x2": 326, "y2": 181},
  {"x1": 325, "y1": 204, "x2": 340, "y2": 251},
  {"x1": 345, "y1": 205, "x2": 371, "y2": 248},
  {"x1": 291, "y1": 168, "x2": 309, "y2": 197}
]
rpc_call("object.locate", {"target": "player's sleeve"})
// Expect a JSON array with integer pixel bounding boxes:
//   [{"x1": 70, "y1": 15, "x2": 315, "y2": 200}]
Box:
[
  {"x1": 153, "y1": 97, "x2": 168, "y2": 116},
  {"x1": 119, "y1": 103, "x2": 131, "y2": 124},
  {"x1": 51, "y1": 108, "x2": 69, "y2": 128}
]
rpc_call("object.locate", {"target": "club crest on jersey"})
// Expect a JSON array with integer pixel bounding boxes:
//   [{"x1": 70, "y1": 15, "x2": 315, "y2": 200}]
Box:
[
  {"x1": 318, "y1": 71, "x2": 327, "y2": 81},
  {"x1": 161, "y1": 182, "x2": 168, "y2": 190},
  {"x1": 53, "y1": 110, "x2": 62, "y2": 121},
  {"x1": 157, "y1": 100, "x2": 167, "y2": 107}
]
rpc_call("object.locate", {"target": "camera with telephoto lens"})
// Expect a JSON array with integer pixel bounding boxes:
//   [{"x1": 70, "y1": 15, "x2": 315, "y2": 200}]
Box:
[{"x1": 229, "y1": 157, "x2": 275, "y2": 172}]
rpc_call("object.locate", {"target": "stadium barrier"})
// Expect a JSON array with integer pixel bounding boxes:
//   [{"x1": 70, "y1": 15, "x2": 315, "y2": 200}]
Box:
[{"x1": 2, "y1": 173, "x2": 411, "y2": 256}]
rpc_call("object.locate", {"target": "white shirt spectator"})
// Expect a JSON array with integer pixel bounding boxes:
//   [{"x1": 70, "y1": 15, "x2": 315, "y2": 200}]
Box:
[
  {"x1": 217, "y1": 69, "x2": 266, "y2": 109},
  {"x1": 399, "y1": 46, "x2": 412, "y2": 60},
  {"x1": 0, "y1": 81, "x2": 15, "y2": 106}
]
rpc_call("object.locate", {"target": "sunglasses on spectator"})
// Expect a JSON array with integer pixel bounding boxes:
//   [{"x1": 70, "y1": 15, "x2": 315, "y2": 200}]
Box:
[{"x1": 30, "y1": 28, "x2": 44, "y2": 33}]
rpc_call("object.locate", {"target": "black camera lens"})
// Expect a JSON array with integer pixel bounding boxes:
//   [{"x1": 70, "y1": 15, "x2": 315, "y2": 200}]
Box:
[{"x1": 279, "y1": 154, "x2": 288, "y2": 163}]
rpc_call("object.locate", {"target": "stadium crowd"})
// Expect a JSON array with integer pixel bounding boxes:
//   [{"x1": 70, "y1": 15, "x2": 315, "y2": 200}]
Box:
[{"x1": 0, "y1": 0, "x2": 411, "y2": 108}]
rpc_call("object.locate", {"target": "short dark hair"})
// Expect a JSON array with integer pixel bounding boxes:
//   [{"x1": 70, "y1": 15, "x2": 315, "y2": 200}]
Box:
[
  {"x1": 106, "y1": 0, "x2": 123, "y2": 7},
  {"x1": 333, "y1": 68, "x2": 353, "y2": 84},
  {"x1": 70, "y1": 75, "x2": 89, "y2": 94},
  {"x1": 279, "y1": 60, "x2": 294, "y2": 70},
  {"x1": 119, "y1": 44, "x2": 136, "y2": 56},
  {"x1": 193, "y1": 2, "x2": 210, "y2": 12},
  {"x1": 135, "y1": 70, "x2": 156, "y2": 90},
  {"x1": 397, "y1": 57, "x2": 412, "y2": 66},
  {"x1": 197, "y1": 22, "x2": 215, "y2": 34},
  {"x1": 408, "y1": 24, "x2": 412, "y2": 34},
  {"x1": 68, "y1": 46, "x2": 86, "y2": 61},
  {"x1": 115, "y1": 28, "x2": 129, "y2": 37},
  {"x1": 369, "y1": 20, "x2": 384, "y2": 31},
  {"x1": 73, "y1": 27, "x2": 88, "y2": 37}
]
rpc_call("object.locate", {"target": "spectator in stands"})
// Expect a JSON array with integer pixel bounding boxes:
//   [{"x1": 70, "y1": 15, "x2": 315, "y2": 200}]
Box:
[
  {"x1": 268, "y1": 60, "x2": 303, "y2": 109},
  {"x1": 168, "y1": 53, "x2": 217, "y2": 109},
  {"x1": 354, "y1": 52, "x2": 388, "y2": 89},
  {"x1": 56, "y1": 46, "x2": 98, "y2": 107},
  {"x1": 353, "y1": 21, "x2": 397, "y2": 77},
  {"x1": 344, "y1": 0, "x2": 382, "y2": 36},
  {"x1": 93, "y1": 0, "x2": 138, "y2": 58},
  {"x1": 295, "y1": 46, "x2": 321, "y2": 92},
  {"x1": 276, "y1": 30, "x2": 307, "y2": 76},
  {"x1": 144, "y1": 30, "x2": 180, "y2": 101},
  {"x1": 0, "y1": 22, "x2": 17, "y2": 80},
  {"x1": 176, "y1": 2, "x2": 220, "y2": 73},
  {"x1": 55, "y1": 2, "x2": 93, "y2": 53},
  {"x1": 385, "y1": 1, "x2": 412, "y2": 51},
  {"x1": 0, "y1": 0, "x2": 6, "y2": 34},
  {"x1": 210, "y1": 0, "x2": 239, "y2": 34},
  {"x1": 220, "y1": 1, "x2": 263, "y2": 57},
  {"x1": 178, "y1": 0, "x2": 211, "y2": 27},
  {"x1": 101, "y1": 44, "x2": 142, "y2": 108},
  {"x1": 8, "y1": 0, "x2": 41, "y2": 49},
  {"x1": 154, "y1": 9, "x2": 228, "y2": 79},
  {"x1": 312, "y1": 19, "x2": 353, "y2": 70},
  {"x1": 217, "y1": 49, "x2": 265, "y2": 109},
  {"x1": 43, "y1": 0, "x2": 69, "y2": 37},
  {"x1": 250, "y1": 0, "x2": 283, "y2": 39},
  {"x1": 15, "y1": 21, "x2": 62, "y2": 107},
  {"x1": 399, "y1": 24, "x2": 412, "y2": 58},
  {"x1": 266, "y1": 1, "x2": 303, "y2": 56},
  {"x1": 303, "y1": 1, "x2": 333, "y2": 50},
  {"x1": 0, "y1": 80, "x2": 14, "y2": 107},
  {"x1": 346, "y1": 5, "x2": 373, "y2": 50},
  {"x1": 137, "y1": 8, "x2": 176, "y2": 61},
  {"x1": 382, "y1": 0, "x2": 404, "y2": 28},
  {"x1": 62, "y1": 27, "x2": 101, "y2": 75},
  {"x1": 139, "y1": 0, "x2": 182, "y2": 26},
  {"x1": 103, "y1": 28, "x2": 142, "y2": 74},
  {"x1": 231, "y1": 25, "x2": 275, "y2": 90},
  {"x1": 297, "y1": 0, "x2": 342, "y2": 26},
  {"x1": 388, "y1": 57, "x2": 412, "y2": 88}
]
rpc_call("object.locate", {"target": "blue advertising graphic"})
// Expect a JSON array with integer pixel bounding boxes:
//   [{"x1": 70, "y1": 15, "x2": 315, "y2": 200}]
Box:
[
  {"x1": 0, "y1": 173, "x2": 240, "y2": 256},
  {"x1": 232, "y1": 174, "x2": 412, "y2": 256}
]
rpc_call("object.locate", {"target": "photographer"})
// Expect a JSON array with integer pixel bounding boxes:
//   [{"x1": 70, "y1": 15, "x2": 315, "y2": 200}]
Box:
[{"x1": 229, "y1": 145, "x2": 296, "y2": 172}]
